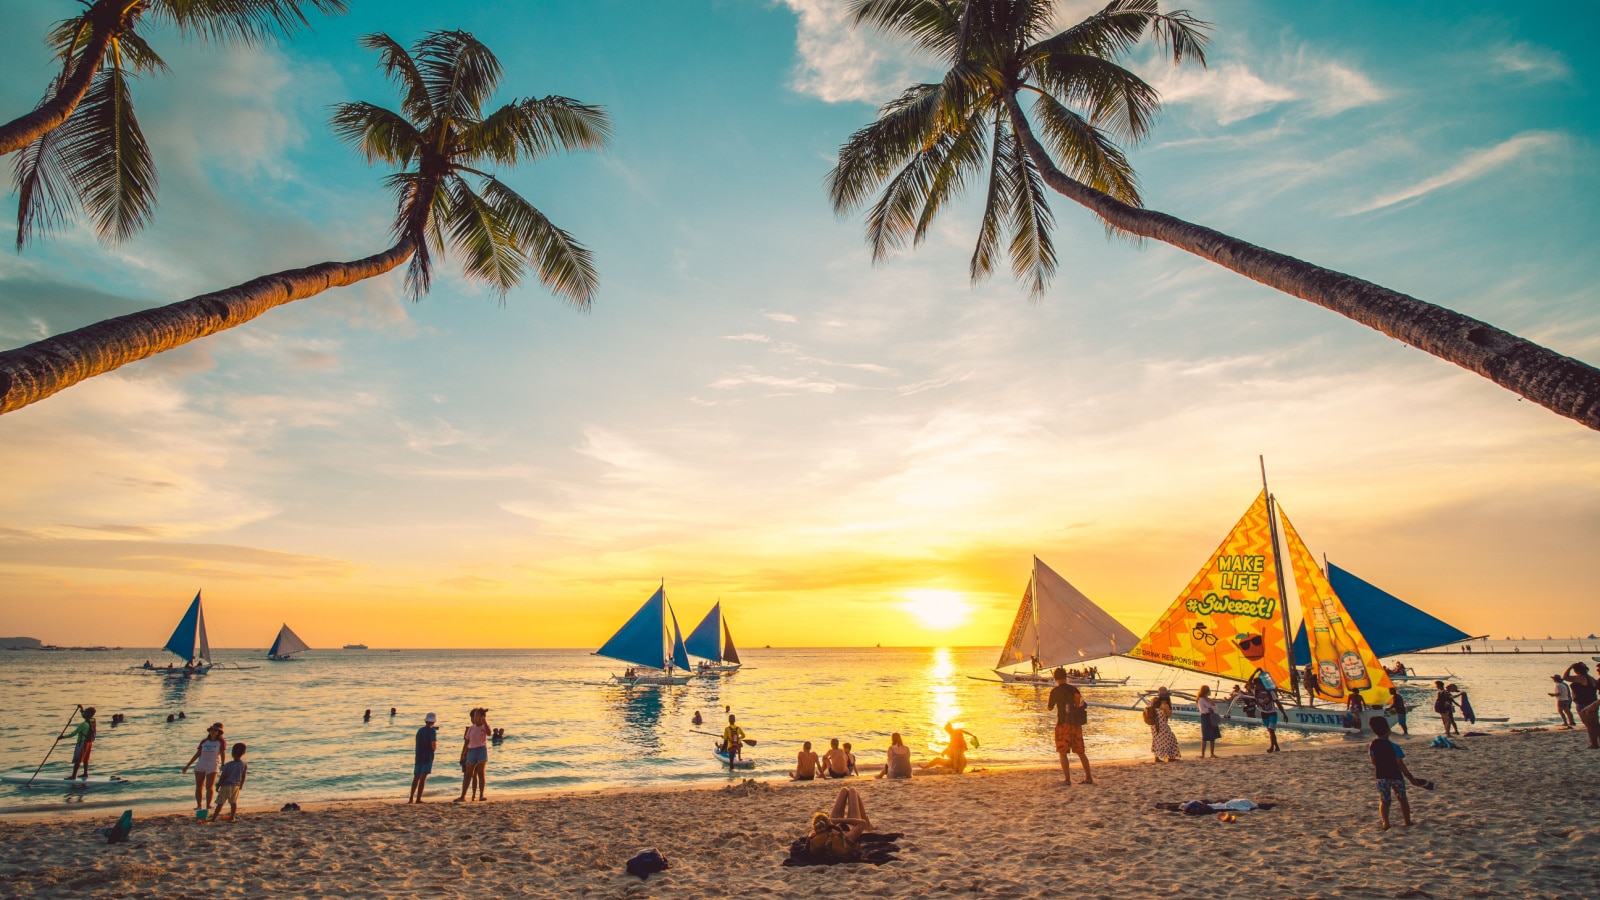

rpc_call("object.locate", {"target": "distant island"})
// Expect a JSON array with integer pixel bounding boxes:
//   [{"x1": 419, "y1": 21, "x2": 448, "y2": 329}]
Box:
[{"x1": 1, "y1": 637, "x2": 43, "y2": 650}]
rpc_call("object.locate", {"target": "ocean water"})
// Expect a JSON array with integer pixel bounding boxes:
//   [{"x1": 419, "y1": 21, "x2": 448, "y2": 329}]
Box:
[{"x1": 0, "y1": 644, "x2": 1587, "y2": 814}]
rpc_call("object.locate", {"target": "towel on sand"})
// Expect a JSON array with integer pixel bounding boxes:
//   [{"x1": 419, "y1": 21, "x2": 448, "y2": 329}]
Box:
[{"x1": 783, "y1": 832, "x2": 903, "y2": 867}]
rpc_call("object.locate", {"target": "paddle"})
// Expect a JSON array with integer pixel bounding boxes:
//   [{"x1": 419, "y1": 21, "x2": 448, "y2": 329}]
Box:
[
  {"x1": 26, "y1": 705, "x2": 82, "y2": 785},
  {"x1": 692, "y1": 729, "x2": 758, "y2": 745}
]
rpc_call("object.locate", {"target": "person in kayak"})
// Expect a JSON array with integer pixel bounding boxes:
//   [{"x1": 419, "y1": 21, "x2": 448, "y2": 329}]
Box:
[{"x1": 69, "y1": 707, "x2": 97, "y2": 780}]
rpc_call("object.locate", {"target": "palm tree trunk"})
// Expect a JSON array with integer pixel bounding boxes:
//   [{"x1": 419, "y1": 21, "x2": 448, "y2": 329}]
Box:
[
  {"x1": 1002, "y1": 93, "x2": 1600, "y2": 432},
  {"x1": 0, "y1": 241, "x2": 414, "y2": 416},
  {"x1": 0, "y1": 22, "x2": 116, "y2": 156}
]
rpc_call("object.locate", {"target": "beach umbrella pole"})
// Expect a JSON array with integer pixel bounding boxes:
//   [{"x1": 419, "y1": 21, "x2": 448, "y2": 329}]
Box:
[{"x1": 26, "y1": 705, "x2": 82, "y2": 785}]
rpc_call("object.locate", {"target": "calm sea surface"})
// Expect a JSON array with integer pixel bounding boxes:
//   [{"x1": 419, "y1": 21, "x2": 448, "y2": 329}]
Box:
[{"x1": 1, "y1": 643, "x2": 1590, "y2": 814}]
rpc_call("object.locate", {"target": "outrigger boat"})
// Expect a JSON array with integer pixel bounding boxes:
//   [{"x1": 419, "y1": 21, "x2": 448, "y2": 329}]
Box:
[
  {"x1": 136, "y1": 591, "x2": 214, "y2": 677},
  {"x1": 594, "y1": 582, "x2": 692, "y2": 686},
  {"x1": 1119, "y1": 464, "x2": 1395, "y2": 734},
  {"x1": 685, "y1": 601, "x2": 743, "y2": 674},
  {"x1": 1290, "y1": 565, "x2": 1478, "y2": 683},
  {"x1": 973, "y1": 556, "x2": 1134, "y2": 687},
  {"x1": 266, "y1": 623, "x2": 311, "y2": 661}
]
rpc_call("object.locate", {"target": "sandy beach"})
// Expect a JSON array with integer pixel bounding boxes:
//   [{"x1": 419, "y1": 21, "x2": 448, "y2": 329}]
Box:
[{"x1": 2, "y1": 727, "x2": 1594, "y2": 899}]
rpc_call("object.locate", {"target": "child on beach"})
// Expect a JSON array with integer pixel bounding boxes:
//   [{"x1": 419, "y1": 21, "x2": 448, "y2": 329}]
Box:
[
  {"x1": 1367, "y1": 717, "x2": 1428, "y2": 830},
  {"x1": 211, "y1": 743, "x2": 247, "y2": 823}
]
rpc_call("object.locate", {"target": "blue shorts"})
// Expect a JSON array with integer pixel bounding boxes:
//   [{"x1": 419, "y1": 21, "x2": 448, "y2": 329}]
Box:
[
  {"x1": 464, "y1": 746, "x2": 488, "y2": 766},
  {"x1": 1377, "y1": 778, "x2": 1408, "y2": 802},
  {"x1": 1260, "y1": 713, "x2": 1279, "y2": 728},
  {"x1": 414, "y1": 761, "x2": 433, "y2": 776}
]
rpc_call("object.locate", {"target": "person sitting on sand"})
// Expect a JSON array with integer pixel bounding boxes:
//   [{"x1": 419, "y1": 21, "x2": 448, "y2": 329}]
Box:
[
  {"x1": 823, "y1": 738, "x2": 851, "y2": 778},
  {"x1": 805, "y1": 787, "x2": 873, "y2": 859},
  {"x1": 182, "y1": 724, "x2": 226, "y2": 810},
  {"x1": 921, "y1": 722, "x2": 974, "y2": 774},
  {"x1": 1385, "y1": 691, "x2": 1409, "y2": 735},
  {"x1": 876, "y1": 733, "x2": 912, "y2": 779},
  {"x1": 792, "y1": 741, "x2": 821, "y2": 781},
  {"x1": 843, "y1": 742, "x2": 858, "y2": 775},
  {"x1": 210, "y1": 742, "x2": 248, "y2": 823},
  {"x1": 1433, "y1": 681, "x2": 1458, "y2": 736},
  {"x1": 1367, "y1": 716, "x2": 1429, "y2": 831}
]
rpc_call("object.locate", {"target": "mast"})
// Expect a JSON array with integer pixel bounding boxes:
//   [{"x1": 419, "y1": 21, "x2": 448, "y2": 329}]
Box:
[
  {"x1": 1030, "y1": 558, "x2": 1042, "y2": 668},
  {"x1": 1260, "y1": 456, "x2": 1296, "y2": 701}
]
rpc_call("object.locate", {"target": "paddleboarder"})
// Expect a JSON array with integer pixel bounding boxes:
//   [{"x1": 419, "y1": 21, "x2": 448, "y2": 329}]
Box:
[
  {"x1": 69, "y1": 707, "x2": 97, "y2": 780},
  {"x1": 720, "y1": 714, "x2": 746, "y2": 767}
]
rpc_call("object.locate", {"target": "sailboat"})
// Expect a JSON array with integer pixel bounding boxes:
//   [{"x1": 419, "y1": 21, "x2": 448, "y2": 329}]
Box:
[
  {"x1": 685, "y1": 601, "x2": 743, "y2": 674},
  {"x1": 266, "y1": 623, "x2": 311, "y2": 661},
  {"x1": 157, "y1": 591, "x2": 212, "y2": 677},
  {"x1": 594, "y1": 583, "x2": 692, "y2": 686},
  {"x1": 1290, "y1": 564, "x2": 1480, "y2": 682},
  {"x1": 1122, "y1": 470, "x2": 1395, "y2": 734},
  {"x1": 977, "y1": 556, "x2": 1133, "y2": 686}
]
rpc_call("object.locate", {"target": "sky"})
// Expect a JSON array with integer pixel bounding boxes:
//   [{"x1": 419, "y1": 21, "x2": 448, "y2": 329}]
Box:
[{"x1": 0, "y1": 0, "x2": 1596, "y2": 651}]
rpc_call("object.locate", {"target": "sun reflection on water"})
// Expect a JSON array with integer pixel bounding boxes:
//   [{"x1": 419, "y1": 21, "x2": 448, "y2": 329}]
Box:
[{"x1": 923, "y1": 647, "x2": 961, "y2": 754}]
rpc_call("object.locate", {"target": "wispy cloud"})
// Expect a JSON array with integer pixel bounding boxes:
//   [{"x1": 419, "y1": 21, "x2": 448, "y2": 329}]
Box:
[
  {"x1": 1143, "y1": 51, "x2": 1386, "y2": 126},
  {"x1": 708, "y1": 369, "x2": 857, "y2": 394},
  {"x1": 1494, "y1": 42, "x2": 1570, "y2": 82},
  {"x1": 723, "y1": 333, "x2": 772, "y2": 342},
  {"x1": 776, "y1": 0, "x2": 935, "y2": 103},
  {"x1": 764, "y1": 312, "x2": 798, "y2": 323},
  {"x1": 1350, "y1": 131, "x2": 1565, "y2": 214}
]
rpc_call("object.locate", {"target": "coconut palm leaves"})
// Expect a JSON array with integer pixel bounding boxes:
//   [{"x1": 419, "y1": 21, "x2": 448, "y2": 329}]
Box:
[
  {"x1": 6, "y1": 0, "x2": 346, "y2": 248},
  {"x1": 330, "y1": 30, "x2": 609, "y2": 305},
  {"x1": 834, "y1": 0, "x2": 1600, "y2": 431},
  {"x1": 0, "y1": 30, "x2": 609, "y2": 417},
  {"x1": 830, "y1": 0, "x2": 1205, "y2": 298}
]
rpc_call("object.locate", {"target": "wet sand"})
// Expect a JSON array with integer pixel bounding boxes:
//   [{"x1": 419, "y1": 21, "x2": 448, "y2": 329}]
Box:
[{"x1": 2, "y1": 728, "x2": 1595, "y2": 899}]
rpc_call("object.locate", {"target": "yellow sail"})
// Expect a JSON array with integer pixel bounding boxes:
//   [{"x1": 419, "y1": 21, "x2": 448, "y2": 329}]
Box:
[
  {"x1": 1279, "y1": 508, "x2": 1393, "y2": 706},
  {"x1": 1127, "y1": 490, "x2": 1290, "y2": 686}
]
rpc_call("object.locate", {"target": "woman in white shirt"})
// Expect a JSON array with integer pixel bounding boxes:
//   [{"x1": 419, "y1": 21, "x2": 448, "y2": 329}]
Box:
[
  {"x1": 182, "y1": 723, "x2": 226, "y2": 810},
  {"x1": 1196, "y1": 685, "x2": 1221, "y2": 758}
]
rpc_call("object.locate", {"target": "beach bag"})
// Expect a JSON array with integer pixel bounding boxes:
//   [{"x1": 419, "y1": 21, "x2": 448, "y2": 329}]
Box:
[
  {"x1": 1141, "y1": 705, "x2": 1158, "y2": 726},
  {"x1": 1069, "y1": 703, "x2": 1088, "y2": 726},
  {"x1": 625, "y1": 849, "x2": 670, "y2": 881},
  {"x1": 104, "y1": 810, "x2": 133, "y2": 845}
]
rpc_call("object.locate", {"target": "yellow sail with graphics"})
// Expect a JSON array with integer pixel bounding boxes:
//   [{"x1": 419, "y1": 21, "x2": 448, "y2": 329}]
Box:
[
  {"x1": 1127, "y1": 490, "x2": 1291, "y2": 686},
  {"x1": 1279, "y1": 508, "x2": 1393, "y2": 706}
]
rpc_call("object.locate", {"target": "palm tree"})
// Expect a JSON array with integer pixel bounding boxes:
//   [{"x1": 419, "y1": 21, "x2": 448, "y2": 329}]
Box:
[
  {"x1": 4, "y1": 0, "x2": 347, "y2": 247},
  {"x1": 830, "y1": 0, "x2": 1600, "y2": 431},
  {"x1": 0, "y1": 30, "x2": 609, "y2": 417}
]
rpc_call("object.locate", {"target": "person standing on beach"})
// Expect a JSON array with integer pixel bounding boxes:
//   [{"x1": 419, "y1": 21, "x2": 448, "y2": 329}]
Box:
[
  {"x1": 1564, "y1": 663, "x2": 1600, "y2": 748},
  {"x1": 1147, "y1": 687, "x2": 1180, "y2": 762},
  {"x1": 1367, "y1": 716, "x2": 1428, "y2": 831},
  {"x1": 410, "y1": 712, "x2": 439, "y2": 803},
  {"x1": 69, "y1": 707, "x2": 97, "y2": 780},
  {"x1": 1256, "y1": 685, "x2": 1281, "y2": 752},
  {"x1": 182, "y1": 724, "x2": 226, "y2": 810},
  {"x1": 1433, "y1": 681, "x2": 1458, "y2": 736},
  {"x1": 1550, "y1": 675, "x2": 1575, "y2": 728},
  {"x1": 792, "y1": 741, "x2": 821, "y2": 780},
  {"x1": 1385, "y1": 691, "x2": 1410, "y2": 736},
  {"x1": 210, "y1": 743, "x2": 248, "y2": 823},
  {"x1": 456, "y1": 708, "x2": 491, "y2": 802},
  {"x1": 1048, "y1": 668, "x2": 1094, "y2": 782},
  {"x1": 1195, "y1": 686, "x2": 1220, "y2": 758}
]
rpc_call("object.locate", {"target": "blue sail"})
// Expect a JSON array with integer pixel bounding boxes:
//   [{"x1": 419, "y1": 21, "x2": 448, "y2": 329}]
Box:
[
  {"x1": 596, "y1": 588, "x2": 667, "y2": 669},
  {"x1": 684, "y1": 603, "x2": 722, "y2": 662},
  {"x1": 669, "y1": 605, "x2": 691, "y2": 670},
  {"x1": 164, "y1": 591, "x2": 202, "y2": 661},
  {"x1": 1293, "y1": 563, "x2": 1476, "y2": 663}
]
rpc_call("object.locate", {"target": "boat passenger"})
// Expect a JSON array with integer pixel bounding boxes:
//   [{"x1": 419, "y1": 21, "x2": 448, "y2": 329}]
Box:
[
  {"x1": 805, "y1": 787, "x2": 872, "y2": 859},
  {"x1": 791, "y1": 741, "x2": 821, "y2": 781},
  {"x1": 876, "y1": 733, "x2": 912, "y2": 779},
  {"x1": 823, "y1": 738, "x2": 851, "y2": 777}
]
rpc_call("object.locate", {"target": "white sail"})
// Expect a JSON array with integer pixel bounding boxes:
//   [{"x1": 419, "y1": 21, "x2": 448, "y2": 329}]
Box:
[
  {"x1": 196, "y1": 600, "x2": 212, "y2": 663},
  {"x1": 1031, "y1": 557, "x2": 1133, "y2": 666},
  {"x1": 996, "y1": 580, "x2": 1039, "y2": 669},
  {"x1": 270, "y1": 624, "x2": 311, "y2": 658}
]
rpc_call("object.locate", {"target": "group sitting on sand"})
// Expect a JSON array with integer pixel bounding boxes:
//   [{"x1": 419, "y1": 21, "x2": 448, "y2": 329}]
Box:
[{"x1": 789, "y1": 727, "x2": 963, "y2": 781}]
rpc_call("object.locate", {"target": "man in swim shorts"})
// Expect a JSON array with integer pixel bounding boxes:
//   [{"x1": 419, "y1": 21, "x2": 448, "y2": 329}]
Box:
[
  {"x1": 410, "y1": 712, "x2": 438, "y2": 803},
  {"x1": 792, "y1": 741, "x2": 820, "y2": 781},
  {"x1": 1047, "y1": 669, "x2": 1092, "y2": 785}
]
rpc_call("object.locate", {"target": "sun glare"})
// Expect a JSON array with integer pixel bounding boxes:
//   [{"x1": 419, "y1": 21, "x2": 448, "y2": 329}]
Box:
[{"x1": 903, "y1": 589, "x2": 971, "y2": 631}]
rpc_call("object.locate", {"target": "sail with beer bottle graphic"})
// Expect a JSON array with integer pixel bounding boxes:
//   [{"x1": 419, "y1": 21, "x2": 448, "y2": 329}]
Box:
[{"x1": 1279, "y1": 508, "x2": 1392, "y2": 706}]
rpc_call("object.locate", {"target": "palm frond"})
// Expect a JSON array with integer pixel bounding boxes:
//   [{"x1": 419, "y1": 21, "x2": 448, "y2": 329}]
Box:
[
  {"x1": 460, "y1": 96, "x2": 611, "y2": 167},
  {"x1": 847, "y1": 0, "x2": 960, "y2": 59},
  {"x1": 11, "y1": 84, "x2": 79, "y2": 249},
  {"x1": 1028, "y1": 89, "x2": 1139, "y2": 206},
  {"x1": 969, "y1": 111, "x2": 1014, "y2": 283},
  {"x1": 413, "y1": 30, "x2": 501, "y2": 125},
  {"x1": 151, "y1": 0, "x2": 350, "y2": 46},
  {"x1": 913, "y1": 108, "x2": 990, "y2": 243},
  {"x1": 55, "y1": 66, "x2": 156, "y2": 244},
  {"x1": 1028, "y1": 0, "x2": 1208, "y2": 65},
  {"x1": 329, "y1": 101, "x2": 424, "y2": 166},
  {"x1": 46, "y1": 13, "x2": 95, "y2": 67},
  {"x1": 478, "y1": 175, "x2": 598, "y2": 307},
  {"x1": 828, "y1": 82, "x2": 946, "y2": 215},
  {"x1": 444, "y1": 175, "x2": 524, "y2": 297},
  {"x1": 358, "y1": 32, "x2": 432, "y2": 121},
  {"x1": 1001, "y1": 112, "x2": 1055, "y2": 298},
  {"x1": 1031, "y1": 51, "x2": 1160, "y2": 144},
  {"x1": 113, "y1": 30, "x2": 170, "y2": 75},
  {"x1": 385, "y1": 170, "x2": 450, "y2": 298}
]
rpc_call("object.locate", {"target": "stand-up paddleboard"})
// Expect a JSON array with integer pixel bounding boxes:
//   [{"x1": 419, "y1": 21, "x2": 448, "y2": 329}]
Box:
[
  {"x1": 2, "y1": 774, "x2": 131, "y2": 786},
  {"x1": 714, "y1": 746, "x2": 755, "y2": 770}
]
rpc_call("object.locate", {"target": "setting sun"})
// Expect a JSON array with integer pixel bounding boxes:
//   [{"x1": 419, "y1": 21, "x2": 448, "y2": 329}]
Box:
[{"x1": 903, "y1": 590, "x2": 972, "y2": 631}]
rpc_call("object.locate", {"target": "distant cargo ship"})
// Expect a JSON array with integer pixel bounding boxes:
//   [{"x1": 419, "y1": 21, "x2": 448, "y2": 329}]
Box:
[{"x1": 342, "y1": 643, "x2": 369, "y2": 650}]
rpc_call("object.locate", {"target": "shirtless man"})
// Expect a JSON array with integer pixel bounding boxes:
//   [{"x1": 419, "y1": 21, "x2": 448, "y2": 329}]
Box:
[
  {"x1": 822, "y1": 738, "x2": 851, "y2": 778},
  {"x1": 791, "y1": 741, "x2": 821, "y2": 781}
]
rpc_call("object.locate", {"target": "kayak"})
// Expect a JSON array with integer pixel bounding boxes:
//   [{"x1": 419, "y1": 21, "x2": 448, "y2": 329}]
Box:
[
  {"x1": 2, "y1": 774, "x2": 131, "y2": 786},
  {"x1": 714, "y1": 746, "x2": 755, "y2": 770}
]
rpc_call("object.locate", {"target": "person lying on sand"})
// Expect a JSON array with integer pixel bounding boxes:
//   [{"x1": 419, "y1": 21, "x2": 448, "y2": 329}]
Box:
[
  {"x1": 792, "y1": 741, "x2": 821, "y2": 781},
  {"x1": 806, "y1": 787, "x2": 872, "y2": 859},
  {"x1": 823, "y1": 739, "x2": 851, "y2": 778},
  {"x1": 876, "y1": 733, "x2": 912, "y2": 779}
]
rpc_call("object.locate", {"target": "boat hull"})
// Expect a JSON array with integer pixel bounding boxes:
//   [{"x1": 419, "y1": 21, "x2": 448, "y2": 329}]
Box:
[
  {"x1": 613, "y1": 673, "x2": 691, "y2": 686},
  {"x1": 694, "y1": 664, "x2": 742, "y2": 675},
  {"x1": 992, "y1": 669, "x2": 1129, "y2": 687},
  {"x1": 714, "y1": 746, "x2": 755, "y2": 769}
]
